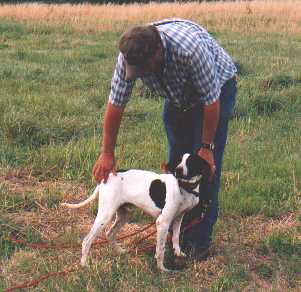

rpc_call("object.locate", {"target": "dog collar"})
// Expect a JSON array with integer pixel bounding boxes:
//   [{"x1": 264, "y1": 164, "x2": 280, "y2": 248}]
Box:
[{"x1": 178, "y1": 179, "x2": 200, "y2": 197}]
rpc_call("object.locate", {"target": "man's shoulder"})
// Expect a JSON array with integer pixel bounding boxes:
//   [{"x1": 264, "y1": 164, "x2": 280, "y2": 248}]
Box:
[
  {"x1": 154, "y1": 19, "x2": 208, "y2": 52},
  {"x1": 151, "y1": 18, "x2": 203, "y2": 29}
]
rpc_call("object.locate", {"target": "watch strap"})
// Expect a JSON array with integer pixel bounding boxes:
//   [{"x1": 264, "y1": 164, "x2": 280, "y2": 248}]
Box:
[{"x1": 200, "y1": 143, "x2": 215, "y2": 151}]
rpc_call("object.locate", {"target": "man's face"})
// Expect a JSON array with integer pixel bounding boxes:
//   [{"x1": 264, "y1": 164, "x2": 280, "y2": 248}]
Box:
[
  {"x1": 144, "y1": 45, "x2": 164, "y2": 76},
  {"x1": 130, "y1": 44, "x2": 164, "y2": 78},
  {"x1": 123, "y1": 42, "x2": 165, "y2": 80}
]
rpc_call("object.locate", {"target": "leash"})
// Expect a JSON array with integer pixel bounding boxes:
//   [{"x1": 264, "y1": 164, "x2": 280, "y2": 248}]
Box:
[
  {"x1": 9, "y1": 221, "x2": 156, "y2": 251},
  {"x1": 4, "y1": 266, "x2": 79, "y2": 292},
  {"x1": 4, "y1": 222, "x2": 156, "y2": 292},
  {"x1": 4, "y1": 217, "x2": 203, "y2": 291}
]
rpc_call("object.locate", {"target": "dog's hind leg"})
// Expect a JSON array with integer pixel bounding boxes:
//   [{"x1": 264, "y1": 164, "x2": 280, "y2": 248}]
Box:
[
  {"x1": 155, "y1": 214, "x2": 173, "y2": 272},
  {"x1": 106, "y1": 205, "x2": 130, "y2": 254},
  {"x1": 172, "y1": 214, "x2": 186, "y2": 257},
  {"x1": 81, "y1": 210, "x2": 115, "y2": 266}
]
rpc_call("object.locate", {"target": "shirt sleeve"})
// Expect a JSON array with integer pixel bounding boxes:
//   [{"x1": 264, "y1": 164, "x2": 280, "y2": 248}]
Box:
[
  {"x1": 109, "y1": 53, "x2": 135, "y2": 107},
  {"x1": 188, "y1": 42, "x2": 221, "y2": 105}
]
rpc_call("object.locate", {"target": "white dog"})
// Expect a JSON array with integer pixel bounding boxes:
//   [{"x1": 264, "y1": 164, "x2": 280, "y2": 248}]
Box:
[{"x1": 62, "y1": 153, "x2": 209, "y2": 271}]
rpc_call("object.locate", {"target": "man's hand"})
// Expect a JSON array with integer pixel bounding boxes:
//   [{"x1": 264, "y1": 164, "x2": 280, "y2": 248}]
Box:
[
  {"x1": 161, "y1": 161, "x2": 170, "y2": 174},
  {"x1": 197, "y1": 148, "x2": 216, "y2": 181},
  {"x1": 92, "y1": 153, "x2": 117, "y2": 184},
  {"x1": 93, "y1": 102, "x2": 125, "y2": 184}
]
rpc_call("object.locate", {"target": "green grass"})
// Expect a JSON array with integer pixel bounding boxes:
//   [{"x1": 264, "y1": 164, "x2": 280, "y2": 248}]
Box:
[{"x1": 0, "y1": 18, "x2": 300, "y2": 291}]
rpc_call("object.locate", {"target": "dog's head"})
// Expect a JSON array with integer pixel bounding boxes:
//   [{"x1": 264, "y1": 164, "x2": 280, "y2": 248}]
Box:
[
  {"x1": 175, "y1": 153, "x2": 210, "y2": 180},
  {"x1": 166, "y1": 153, "x2": 211, "y2": 192}
]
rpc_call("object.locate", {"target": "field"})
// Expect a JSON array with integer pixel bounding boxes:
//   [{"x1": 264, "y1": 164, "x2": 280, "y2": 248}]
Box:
[{"x1": 0, "y1": 1, "x2": 300, "y2": 291}]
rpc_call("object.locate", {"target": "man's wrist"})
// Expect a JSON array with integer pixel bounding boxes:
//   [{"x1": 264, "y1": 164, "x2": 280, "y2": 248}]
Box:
[
  {"x1": 101, "y1": 149, "x2": 114, "y2": 156},
  {"x1": 200, "y1": 142, "x2": 215, "y2": 151},
  {"x1": 102, "y1": 151, "x2": 114, "y2": 155}
]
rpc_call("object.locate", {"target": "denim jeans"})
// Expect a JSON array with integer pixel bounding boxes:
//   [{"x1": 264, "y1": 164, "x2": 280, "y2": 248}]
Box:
[{"x1": 162, "y1": 77, "x2": 237, "y2": 247}]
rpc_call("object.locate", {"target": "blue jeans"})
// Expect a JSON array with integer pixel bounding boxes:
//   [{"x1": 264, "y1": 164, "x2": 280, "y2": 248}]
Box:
[{"x1": 162, "y1": 77, "x2": 237, "y2": 247}]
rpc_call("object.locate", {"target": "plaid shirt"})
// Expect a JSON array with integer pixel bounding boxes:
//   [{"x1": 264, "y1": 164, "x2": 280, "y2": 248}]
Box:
[{"x1": 109, "y1": 19, "x2": 236, "y2": 107}]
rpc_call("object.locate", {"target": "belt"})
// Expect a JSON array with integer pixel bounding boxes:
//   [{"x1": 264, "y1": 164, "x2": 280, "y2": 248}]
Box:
[{"x1": 169, "y1": 102, "x2": 201, "y2": 113}]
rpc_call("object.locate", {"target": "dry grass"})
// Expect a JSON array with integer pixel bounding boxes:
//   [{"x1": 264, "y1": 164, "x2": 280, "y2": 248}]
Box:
[{"x1": 0, "y1": 1, "x2": 301, "y2": 35}]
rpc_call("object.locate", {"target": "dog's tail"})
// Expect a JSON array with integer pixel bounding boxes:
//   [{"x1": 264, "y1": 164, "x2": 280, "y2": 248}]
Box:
[{"x1": 61, "y1": 185, "x2": 100, "y2": 209}]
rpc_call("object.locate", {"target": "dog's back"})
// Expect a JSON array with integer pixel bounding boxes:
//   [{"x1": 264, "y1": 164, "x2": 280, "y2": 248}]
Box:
[{"x1": 100, "y1": 170, "x2": 178, "y2": 218}]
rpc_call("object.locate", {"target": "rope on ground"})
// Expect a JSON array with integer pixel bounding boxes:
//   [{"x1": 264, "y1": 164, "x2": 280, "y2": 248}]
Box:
[
  {"x1": 4, "y1": 222, "x2": 156, "y2": 292},
  {"x1": 5, "y1": 216, "x2": 204, "y2": 291},
  {"x1": 4, "y1": 266, "x2": 79, "y2": 292},
  {"x1": 9, "y1": 221, "x2": 156, "y2": 250}
]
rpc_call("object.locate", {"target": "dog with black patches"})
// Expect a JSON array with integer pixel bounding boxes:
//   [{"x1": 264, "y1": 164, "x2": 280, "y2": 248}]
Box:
[{"x1": 62, "y1": 153, "x2": 210, "y2": 272}]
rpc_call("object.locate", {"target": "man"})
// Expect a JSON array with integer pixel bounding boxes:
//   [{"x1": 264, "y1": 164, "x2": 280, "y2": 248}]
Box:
[{"x1": 92, "y1": 19, "x2": 237, "y2": 260}]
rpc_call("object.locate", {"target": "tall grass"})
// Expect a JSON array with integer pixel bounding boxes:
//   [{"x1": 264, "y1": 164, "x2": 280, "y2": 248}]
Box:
[{"x1": 0, "y1": 1, "x2": 301, "y2": 34}]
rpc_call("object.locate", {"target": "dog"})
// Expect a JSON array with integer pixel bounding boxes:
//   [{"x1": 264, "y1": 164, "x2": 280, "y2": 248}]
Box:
[{"x1": 62, "y1": 153, "x2": 210, "y2": 272}]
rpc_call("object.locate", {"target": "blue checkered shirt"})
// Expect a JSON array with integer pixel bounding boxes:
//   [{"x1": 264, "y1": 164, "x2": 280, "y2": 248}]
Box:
[{"x1": 109, "y1": 19, "x2": 236, "y2": 107}]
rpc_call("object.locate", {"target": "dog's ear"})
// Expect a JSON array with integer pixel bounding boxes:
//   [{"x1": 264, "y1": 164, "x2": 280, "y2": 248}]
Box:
[{"x1": 186, "y1": 154, "x2": 211, "y2": 179}]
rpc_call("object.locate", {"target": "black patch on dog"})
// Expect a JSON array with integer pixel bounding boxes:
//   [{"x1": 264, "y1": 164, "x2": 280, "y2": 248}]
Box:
[
  {"x1": 186, "y1": 154, "x2": 210, "y2": 179},
  {"x1": 149, "y1": 179, "x2": 166, "y2": 209},
  {"x1": 185, "y1": 154, "x2": 211, "y2": 197}
]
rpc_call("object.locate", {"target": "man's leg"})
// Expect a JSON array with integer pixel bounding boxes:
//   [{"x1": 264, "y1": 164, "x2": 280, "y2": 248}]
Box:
[
  {"x1": 182, "y1": 77, "x2": 237, "y2": 255},
  {"x1": 162, "y1": 100, "x2": 193, "y2": 171},
  {"x1": 163, "y1": 77, "x2": 237, "y2": 256}
]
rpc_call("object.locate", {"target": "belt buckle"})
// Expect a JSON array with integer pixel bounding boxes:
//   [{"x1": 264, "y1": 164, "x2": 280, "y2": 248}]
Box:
[{"x1": 182, "y1": 104, "x2": 194, "y2": 112}]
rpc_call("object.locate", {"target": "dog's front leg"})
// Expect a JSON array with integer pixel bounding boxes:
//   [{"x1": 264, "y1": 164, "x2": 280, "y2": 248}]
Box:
[
  {"x1": 172, "y1": 214, "x2": 186, "y2": 257},
  {"x1": 155, "y1": 214, "x2": 172, "y2": 272}
]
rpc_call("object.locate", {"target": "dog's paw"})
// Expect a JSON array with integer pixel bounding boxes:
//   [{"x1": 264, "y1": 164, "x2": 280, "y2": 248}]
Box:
[
  {"x1": 175, "y1": 251, "x2": 187, "y2": 258},
  {"x1": 113, "y1": 244, "x2": 127, "y2": 255},
  {"x1": 158, "y1": 265, "x2": 171, "y2": 272},
  {"x1": 80, "y1": 257, "x2": 88, "y2": 267},
  {"x1": 159, "y1": 265, "x2": 179, "y2": 273},
  {"x1": 174, "y1": 247, "x2": 187, "y2": 258}
]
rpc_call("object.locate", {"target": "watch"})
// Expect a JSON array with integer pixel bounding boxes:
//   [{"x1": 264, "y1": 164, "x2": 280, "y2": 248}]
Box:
[{"x1": 200, "y1": 143, "x2": 215, "y2": 151}]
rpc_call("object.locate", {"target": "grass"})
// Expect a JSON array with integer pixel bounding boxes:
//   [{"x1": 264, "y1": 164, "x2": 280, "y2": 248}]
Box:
[{"x1": 0, "y1": 2, "x2": 300, "y2": 291}]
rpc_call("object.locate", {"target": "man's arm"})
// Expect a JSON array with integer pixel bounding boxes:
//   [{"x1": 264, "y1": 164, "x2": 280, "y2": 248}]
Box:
[
  {"x1": 188, "y1": 43, "x2": 221, "y2": 178},
  {"x1": 197, "y1": 100, "x2": 220, "y2": 179},
  {"x1": 92, "y1": 102, "x2": 125, "y2": 183},
  {"x1": 93, "y1": 51, "x2": 134, "y2": 183}
]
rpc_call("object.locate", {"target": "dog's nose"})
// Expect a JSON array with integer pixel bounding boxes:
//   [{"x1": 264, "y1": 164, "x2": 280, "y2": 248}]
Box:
[{"x1": 175, "y1": 167, "x2": 183, "y2": 178}]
